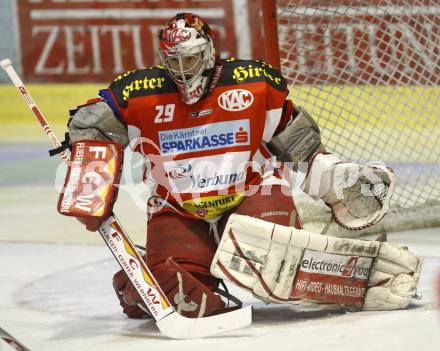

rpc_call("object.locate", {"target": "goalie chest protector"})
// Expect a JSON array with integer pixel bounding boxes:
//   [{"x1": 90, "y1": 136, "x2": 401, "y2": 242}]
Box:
[{"x1": 98, "y1": 58, "x2": 289, "y2": 219}]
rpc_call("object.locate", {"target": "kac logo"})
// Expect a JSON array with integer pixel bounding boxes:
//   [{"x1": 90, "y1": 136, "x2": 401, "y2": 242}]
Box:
[
  {"x1": 163, "y1": 28, "x2": 191, "y2": 42},
  {"x1": 218, "y1": 89, "x2": 254, "y2": 111}
]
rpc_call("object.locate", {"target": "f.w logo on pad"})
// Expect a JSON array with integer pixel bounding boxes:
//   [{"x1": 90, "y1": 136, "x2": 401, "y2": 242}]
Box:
[{"x1": 218, "y1": 89, "x2": 254, "y2": 111}]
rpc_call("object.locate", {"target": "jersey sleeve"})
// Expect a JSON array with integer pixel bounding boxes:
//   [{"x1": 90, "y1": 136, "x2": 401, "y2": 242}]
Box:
[
  {"x1": 98, "y1": 70, "x2": 137, "y2": 124},
  {"x1": 98, "y1": 70, "x2": 144, "y2": 145},
  {"x1": 257, "y1": 60, "x2": 294, "y2": 143}
]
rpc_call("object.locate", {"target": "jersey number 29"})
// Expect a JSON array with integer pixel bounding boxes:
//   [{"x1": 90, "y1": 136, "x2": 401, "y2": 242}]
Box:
[{"x1": 154, "y1": 104, "x2": 175, "y2": 123}]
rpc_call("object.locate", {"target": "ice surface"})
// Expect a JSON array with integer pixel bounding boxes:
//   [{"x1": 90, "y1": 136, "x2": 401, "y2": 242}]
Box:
[{"x1": 0, "y1": 232, "x2": 439, "y2": 350}]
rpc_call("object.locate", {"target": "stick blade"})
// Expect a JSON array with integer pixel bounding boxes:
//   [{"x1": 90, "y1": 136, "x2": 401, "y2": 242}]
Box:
[
  {"x1": 156, "y1": 306, "x2": 252, "y2": 339},
  {"x1": 0, "y1": 327, "x2": 30, "y2": 351}
]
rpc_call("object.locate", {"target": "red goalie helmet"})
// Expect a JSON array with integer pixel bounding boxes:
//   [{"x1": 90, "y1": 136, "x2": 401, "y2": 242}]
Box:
[{"x1": 158, "y1": 13, "x2": 218, "y2": 105}]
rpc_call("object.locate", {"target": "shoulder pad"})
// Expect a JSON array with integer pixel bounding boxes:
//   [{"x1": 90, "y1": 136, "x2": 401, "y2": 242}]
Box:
[
  {"x1": 218, "y1": 58, "x2": 287, "y2": 92},
  {"x1": 108, "y1": 66, "x2": 177, "y2": 108}
]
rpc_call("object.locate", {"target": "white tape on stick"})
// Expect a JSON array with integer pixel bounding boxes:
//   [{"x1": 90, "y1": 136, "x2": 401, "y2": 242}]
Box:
[{"x1": 0, "y1": 58, "x2": 12, "y2": 69}]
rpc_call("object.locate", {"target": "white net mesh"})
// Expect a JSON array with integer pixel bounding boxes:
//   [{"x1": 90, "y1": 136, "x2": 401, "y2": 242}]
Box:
[{"x1": 276, "y1": 0, "x2": 440, "y2": 233}]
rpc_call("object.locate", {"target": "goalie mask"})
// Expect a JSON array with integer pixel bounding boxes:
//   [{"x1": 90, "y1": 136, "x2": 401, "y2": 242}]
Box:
[{"x1": 158, "y1": 13, "x2": 217, "y2": 105}]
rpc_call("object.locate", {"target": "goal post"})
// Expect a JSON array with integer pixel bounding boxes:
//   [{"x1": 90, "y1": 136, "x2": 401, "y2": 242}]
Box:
[
  {"x1": 260, "y1": 0, "x2": 440, "y2": 234},
  {"x1": 261, "y1": 0, "x2": 281, "y2": 69}
]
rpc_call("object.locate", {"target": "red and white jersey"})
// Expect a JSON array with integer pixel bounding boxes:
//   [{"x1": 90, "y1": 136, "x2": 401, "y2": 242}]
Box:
[{"x1": 99, "y1": 58, "x2": 292, "y2": 219}]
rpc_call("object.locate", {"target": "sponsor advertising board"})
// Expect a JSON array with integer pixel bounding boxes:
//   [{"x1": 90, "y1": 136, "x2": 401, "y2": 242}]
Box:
[
  {"x1": 17, "y1": 0, "x2": 248, "y2": 82},
  {"x1": 14, "y1": 1, "x2": 438, "y2": 84}
]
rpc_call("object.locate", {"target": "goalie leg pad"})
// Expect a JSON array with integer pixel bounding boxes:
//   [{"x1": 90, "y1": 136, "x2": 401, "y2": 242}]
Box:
[
  {"x1": 113, "y1": 258, "x2": 228, "y2": 319},
  {"x1": 363, "y1": 243, "x2": 422, "y2": 310},
  {"x1": 114, "y1": 212, "x2": 236, "y2": 318},
  {"x1": 153, "y1": 258, "x2": 227, "y2": 318},
  {"x1": 113, "y1": 270, "x2": 152, "y2": 319},
  {"x1": 211, "y1": 214, "x2": 421, "y2": 309},
  {"x1": 211, "y1": 214, "x2": 378, "y2": 304}
]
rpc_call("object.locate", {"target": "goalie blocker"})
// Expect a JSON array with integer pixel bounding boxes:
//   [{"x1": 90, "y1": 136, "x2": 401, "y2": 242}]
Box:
[
  {"x1": 211, "y1": 214, "x2": 422, "y2": 310},
  {"x1": 58, "y1": 140, "x2": 123, "y2": 219}
]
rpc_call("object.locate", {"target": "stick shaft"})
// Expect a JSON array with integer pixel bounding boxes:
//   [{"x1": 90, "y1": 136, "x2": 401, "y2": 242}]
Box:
[
  {"x1": 0, "y1": 327, "x2": 30, "y2": 351},
  {"x1": 1, "y1": 60, "x2": 69, "y2": 162}
]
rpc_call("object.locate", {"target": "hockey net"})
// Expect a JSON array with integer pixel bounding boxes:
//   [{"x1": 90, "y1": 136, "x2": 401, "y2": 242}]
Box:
[{"x1": 270, "y1": 0, "x2": 440, "y2": 234}]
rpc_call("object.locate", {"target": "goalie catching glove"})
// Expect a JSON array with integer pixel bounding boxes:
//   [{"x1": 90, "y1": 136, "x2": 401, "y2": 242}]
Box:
[
  {"x1": 302, "y1": 153, "x2": 395, "y2": 230},
  {"x1": 211, "y1": 214, "x2": 422, "y2": 310},
  {"x1": 267, "y1": 106, "x2": 394, "y2": 230}
]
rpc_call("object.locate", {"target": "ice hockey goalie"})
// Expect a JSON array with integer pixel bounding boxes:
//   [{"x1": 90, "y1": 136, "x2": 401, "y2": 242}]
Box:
[{"x1": 60, "y1": 12, "x2": 422, "y2": 318}]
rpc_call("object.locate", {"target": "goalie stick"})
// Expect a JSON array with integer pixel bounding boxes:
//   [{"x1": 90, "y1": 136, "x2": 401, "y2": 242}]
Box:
[
  {"x1": 0, "y1": 327, "x2": 30, "y2": 351},
  {"x1": 0, "y1": 58, "x2": 252, "y2": 339}
]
